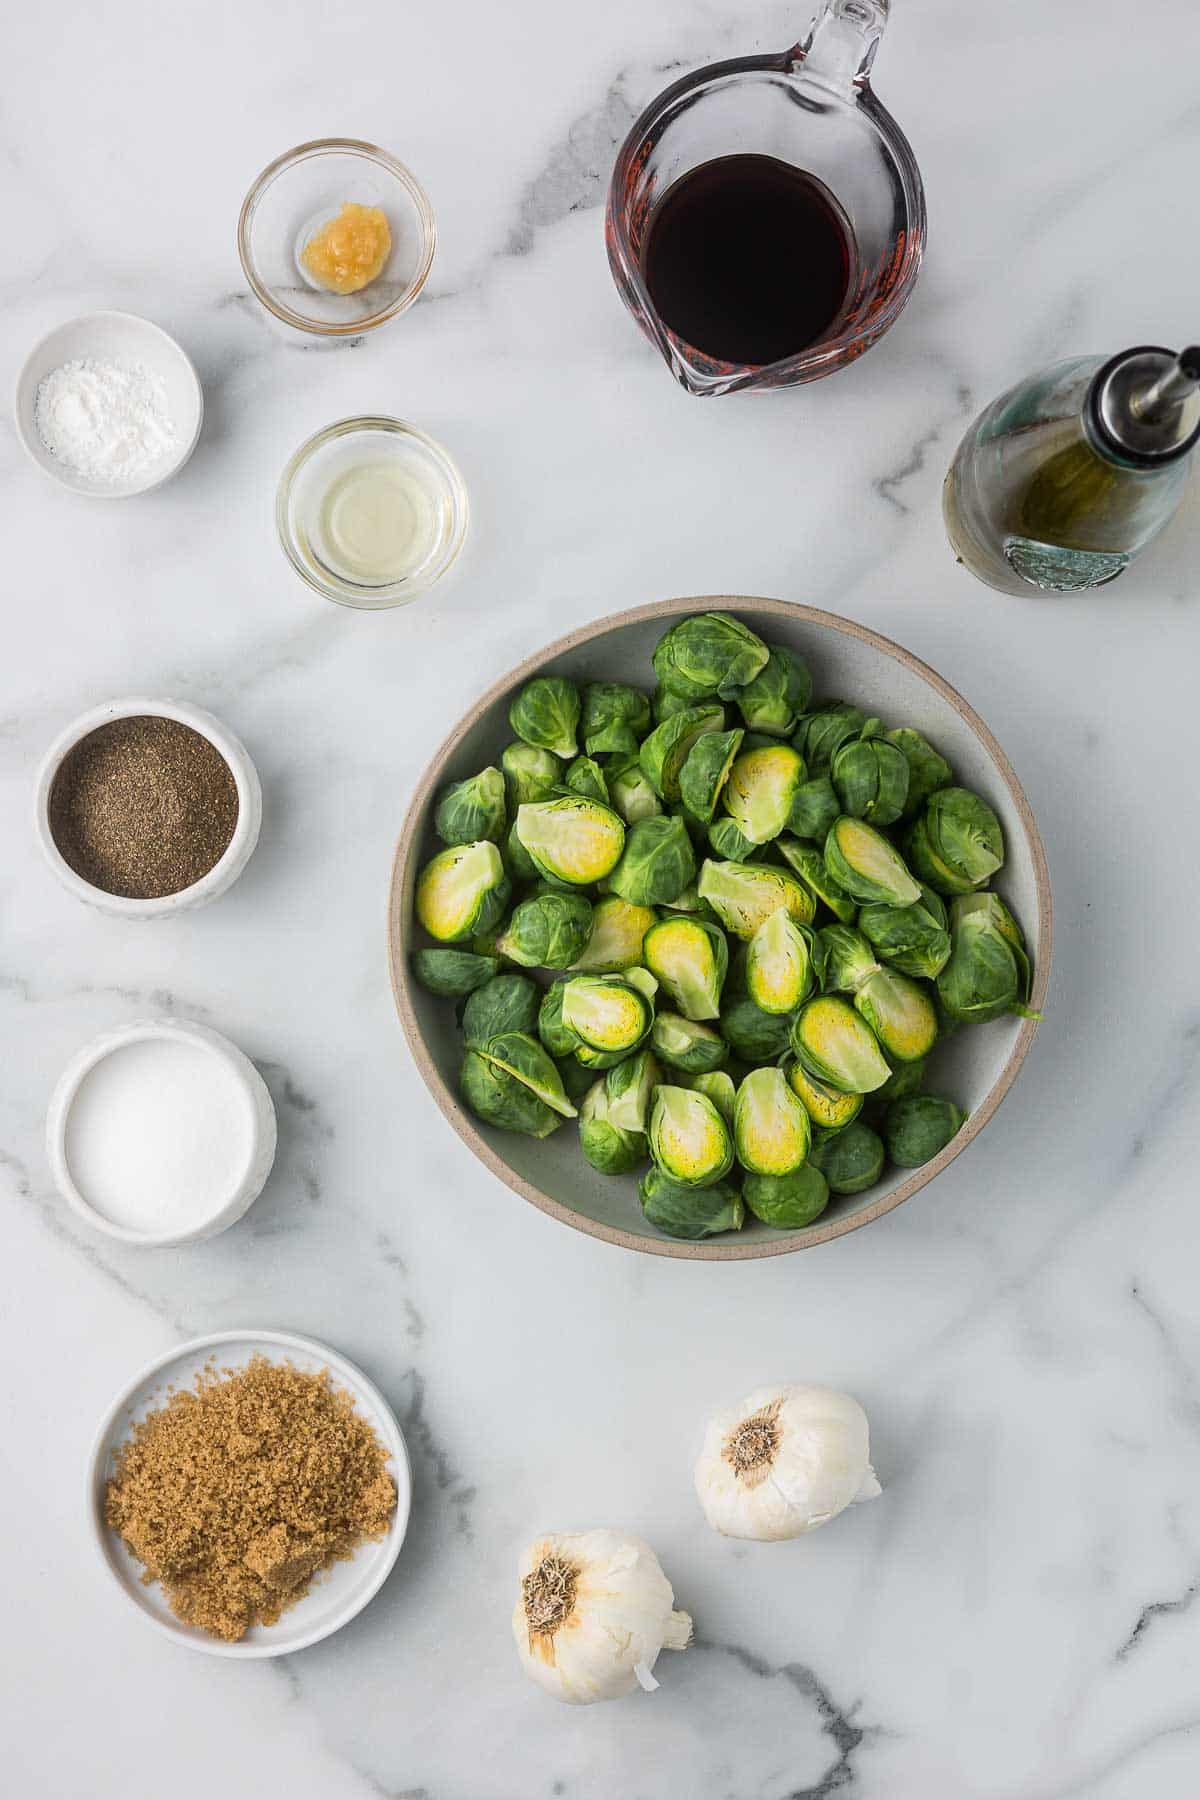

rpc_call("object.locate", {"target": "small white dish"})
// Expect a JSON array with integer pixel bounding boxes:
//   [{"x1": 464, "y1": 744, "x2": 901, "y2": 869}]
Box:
[
  {"x1": 14, "y1": 310, "x2": 203, "y2": 498},
  {"x1": 47, "y1": 1018, "x2": 277, "y2": 1246},
  {"x1": 34, "y1": 696, "x2": 262, "y2": 917},
  {"x1": 88, "y1": 1329, "x2": 412, "y2": 1657}
]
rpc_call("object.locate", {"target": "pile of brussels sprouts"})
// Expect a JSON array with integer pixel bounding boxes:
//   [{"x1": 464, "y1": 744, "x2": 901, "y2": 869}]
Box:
[{"x1": 410, "y1": 612, "x2": 1037, "y2": 1240}]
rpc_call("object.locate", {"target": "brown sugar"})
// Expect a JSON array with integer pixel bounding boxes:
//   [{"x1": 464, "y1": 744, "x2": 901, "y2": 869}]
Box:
[{"x1": 104, "y1": 1357, "x2": 396, "y2": 1642}]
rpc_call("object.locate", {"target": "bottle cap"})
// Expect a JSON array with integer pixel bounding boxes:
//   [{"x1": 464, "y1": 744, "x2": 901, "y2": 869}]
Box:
[{"x1": 1086, "y1": 345, "x2": 1200, "y2": 467}]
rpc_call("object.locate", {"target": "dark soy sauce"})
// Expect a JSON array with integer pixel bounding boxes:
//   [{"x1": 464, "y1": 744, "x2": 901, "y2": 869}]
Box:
[{"x1": 640, "y1": 154, "x2": 854, "y2": 366}]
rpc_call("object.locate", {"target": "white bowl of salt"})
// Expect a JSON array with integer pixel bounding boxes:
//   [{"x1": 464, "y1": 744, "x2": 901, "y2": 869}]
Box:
[{"x1": 47, "y1": 1019, "x2": 277, "y2": 1246}]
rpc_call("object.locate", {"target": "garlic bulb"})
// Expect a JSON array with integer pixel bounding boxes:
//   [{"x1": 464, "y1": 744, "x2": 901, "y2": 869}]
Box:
[
  {"x1": 513, "y1": 1529, "x2": 692, "y2": 1704},
  {"x1": 695, "y1": 1384, "x2": 881, "y2": 1541}
]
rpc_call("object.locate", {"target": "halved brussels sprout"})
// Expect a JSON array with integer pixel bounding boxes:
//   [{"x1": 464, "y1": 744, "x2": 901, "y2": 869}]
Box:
[
  {"x1": 685, "y1": 1069, "x2": 736, "y2": 1125},
  {"x1": 652, "y1": 611, "x2": 768, "y2": 701},
  {"x1": 719, "y1": 991, "x2": 793, "y2": 1063},
  {"x1": 434, "y1": 766, "x2": 507, "y2": 847},
  {"x1": 462, "y1": 972, "x2": 540, "y2": 1045},
  {"x1": 651, "y1": 1012, "x2": 728, "y2": 1074},
  {"x1": 937, "y1": 892, "x2": 1038, "y2": 1023},
  {"x1": 607, "y1": 814, "x2": 696, "y2": 907},
  {"x1": 561, "y1": 975, "x2": 653, "y2": 1055},
  {"x1": 638, "y1": 703, "x2": 725, "y2": 803},
  {"x1": 606, "y1": 753, "x2": 663, "y2": 825},
  {"x1": 659, "y1": 880, "x2": 711, "y2": 915},
  {"x1": 735, "y1": 644, "x2": 813, "y2": 736},
  {"x1": 708, "y1": 815, "x2": 759, "y2": 862},
  {"x1": 495, "y1": 888, "x2": 593, "y2": 968},
  {"x1": 809, "y1": 1122, "x2": 885, "y2": 1194},
  {"x1": 886, "y1": 1095, "x2": 967, "y2": 1168},
  {"x1": 501, "y1": 740, "x2": 560, "y2": 809},
  {"x1": 775, "y1": 837, "x2": 857, "y2": 922},
  {"x1": 831, "y1": 722, "x2": 910, "y2": 827},
  {"x1": 783, "y1": 1060, "x2": 865, "y2": 1138},
  {"x1": 906, "y1": 787, "x2": 1004, "y2": 895},
  {"x1": 411, "y1": 948, "x2": 501, "y2": 997},
  {"x1": 537, "y1": 978, "x2": 579, "y2": 1058},
  {"x1": 416, "y1": 841, "x2": 511, "y2": 942},
  {"x1": 574, "y1": 1042, "x2": 629, "y2": 1071},
  {"x1": 605, "y1": 1047, "x2": 661, "y2": 1133},
  {"x1": 786, "y1": 775, "x2": 841, "y2": 842},
  {"x1": 579, "y1": 1080, "x2": 645, "y2": 1175},
  {"x1": 790, "y1": 996, "x2": 892, "y2": 1093},
  {"x1": 678, "y1": 727, "x2": 744, "y2": 823},
  {"x1": 887, "y1": 727, "x2": 953, "y2": 820},
  {"x1": 460, "y1": 1048, "x2": 561, "y2": 1138},
  {"x1": 508, "y1": 675, "x2": 581, "y2": 759},
  {"x1": 642, "y1": 917, "x2": 728, "y2": 1020},
  {"x1": 733, "y1": 1067, "x2": 812, "y2": 1176},
  {"x1": 571, "y1": 895, "x2": 657, "y2": 973},
  {"x1": 581, "y1": 681, "x2": 652, "y2": 758},
  {"x1": 824, "y1": 817, "x2": 921, "y2": 907},
  {"x1": 745, "y1": 908, "x2": 816, "y2": 1014},
  {"x1": 815, "y1": 923, "x2": 881, "y2": 994},
  {"x1": 792, "y1": 702, "x2": 868, "y2": 774},
  {"x1": 743, "y1": 1165, "x2": 829, "y2": 1229},
  {"x1": 697, "y1": 859, "x2": 815, "y2": 940},
  {"x1": 475, "y1": 1030, "x2": 577, "y2": 1117},
  {"x1": 639, "y1": 1167, "x2": 744, "y2": 1239},
  {"x1": 854, "y1": 968, "x2": 939, "y2": 1063},
  {"x1": 648, "y1": 1085, "x2": 735, "y2": 1186},
  {"x1": 876, "y1": 1055, "x2": 927, "y2": 1102},
  {"x1": 723, "y1": 744, "x2": 806, "y2": 845},
  {"x1": 515, "y1": 797, "x2": 626, "y2": 886},
  {"x1": 562, "y1": 755, "x2": 609, "y2": 804},
  {"x1": 858, "y1": 887, "x2": 951, "y2": 980}
]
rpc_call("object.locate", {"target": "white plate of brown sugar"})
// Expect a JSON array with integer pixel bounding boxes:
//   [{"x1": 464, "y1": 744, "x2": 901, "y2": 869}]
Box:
[{"x1": 88, "y1": 1330, "x2": 412, "y2": 1657}]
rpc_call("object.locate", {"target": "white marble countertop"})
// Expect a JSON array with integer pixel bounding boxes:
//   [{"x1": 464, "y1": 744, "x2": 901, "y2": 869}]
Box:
[{"x1": 4, "y1": 0, "x2": 1200, "y2": 1793}]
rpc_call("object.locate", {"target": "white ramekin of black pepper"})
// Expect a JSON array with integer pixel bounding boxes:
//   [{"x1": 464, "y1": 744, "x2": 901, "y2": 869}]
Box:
[{"x1": 34, "y1": 698, "x2": 263, "y2": 918}]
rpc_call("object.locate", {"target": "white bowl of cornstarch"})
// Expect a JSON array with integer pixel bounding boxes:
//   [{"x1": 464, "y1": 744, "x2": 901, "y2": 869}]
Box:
[{"x1": 14, "y1": 311, "x2": 203, "y2": 497}]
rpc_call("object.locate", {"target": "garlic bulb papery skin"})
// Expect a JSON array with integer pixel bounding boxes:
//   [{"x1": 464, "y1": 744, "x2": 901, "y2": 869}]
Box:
[
  {"x1": 513, "y1": 1529, "x2": 693, "y2": 1704},
  {"x1": 695, "y1": 1385, "x2": 881, "y2": 1541}
]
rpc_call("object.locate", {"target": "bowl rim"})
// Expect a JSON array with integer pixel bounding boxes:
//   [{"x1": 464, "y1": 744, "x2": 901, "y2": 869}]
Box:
[{"x1": 387, "y1": 596, "x2": 1053, "y2": 1260}]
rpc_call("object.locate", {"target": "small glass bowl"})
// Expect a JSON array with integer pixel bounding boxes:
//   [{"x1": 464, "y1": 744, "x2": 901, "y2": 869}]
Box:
[
  {"x1": 276, "y1": 416, "x2": 469, "y2": 609},
  {"x1": 238, "y1": 140, "x2": 436, "y2": 336}
]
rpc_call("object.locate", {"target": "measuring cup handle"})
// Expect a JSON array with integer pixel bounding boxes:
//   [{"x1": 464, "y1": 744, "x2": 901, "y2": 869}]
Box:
[{"x1": 793, "y1": 0, "x2": 890, "y2": 92}]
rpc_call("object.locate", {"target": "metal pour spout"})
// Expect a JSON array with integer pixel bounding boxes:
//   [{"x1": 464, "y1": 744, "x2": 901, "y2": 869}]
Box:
[
  {"x1": 1088, "y1": 344, "x2": 1200, "y2": 466},
  {"x1": 1129, "y1": 345, "x2": 1200, "y2": 420}
]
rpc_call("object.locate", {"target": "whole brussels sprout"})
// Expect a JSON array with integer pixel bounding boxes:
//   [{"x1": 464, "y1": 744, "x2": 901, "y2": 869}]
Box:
[
  {"x1": 659, "y1": 880, "x2": 713, "y2": 916},
  {"x1": 652, "y1": 611, "x2": 768, "y2": 702},
  {"x1": 562, "y1": 975, "x2": 654, "y2": 1055},
  {"x1": 462, "y1": 972, "x2": 540, "y2": 1045},
  {"x1": 495, "y1": 888, "x2": 593, "y2": 968},
  {"x1": 606, "y1": 753, "x2": 663, "y2": 825},
  {"x1": 537, "y1": 978, "x2": 579, "y2": 1058},
  {"x1": 790, "y1": 995, "x2": 891, "y2": 1094},
  {"x1": 809, "y1": 1121, "x2": 885, "y2": 1194},
  {"x1": 854, "y1": 968, "x2": 939, "y2": 1064},
  {"x1": 581, "y1": 681, "x2": 652, "y2": 758},
  {"x1": 733, "y1": 1067, "x2": 812, "y2": 1176},
  {"x1": 697, "y1": 859, "x2": 815, "y2": 939},
  {"x1": 460, "y1": 1048, "x2": 562, "y2": 1138},
  {"x1": 434, "y1": 766, "x2": 507, "y2": 846},
  {"x1": 876, "y1": 1055, "x2": 927, "y2": 1102},
  {"x1": 508, "y1": 675, "x2": 581, "y2": 760},
  {"x1": 515, "y1": 796, "x2": 626, "y2": 886},
  {"x1": 745, "y1": 908, "x2": 816, "y2": 1014},
  {"x1": 708, "y1": 815, "x2": 759, "y2": 862},
  {"x1": 642, "y1": 916, "x2": 728, "y2": 1020},
  {"x1": 651, "y1": 1012, "x2": 729, "y2": 1075},
  {"x1": 685, "y1": 1069, "x2": 737, "y2": 1125},
  {"x1": 858, "y1": 886, "x2": 951, "y2": 980},
  {"x1": 578, "y1": 1080, "x2": 645, "y2": 1175},
  {"x1": 562, "y1": 755, "x2": 609, "y2": 804},
  {"x1": 906, "y1": 787, "x2": 1004, "y2": 895},
  {"x1": 718, "y1": 991, "x2": 794, "y2": 1062},
  {"x1": 792, "y1": 702, "x2": 868, "y2": 774},
  {"x1": 743, "y1": 1164, "x2": 829, "y2": 1229},
  {"x1": 959, "y1": 891, "x2": 1032, "y2": 996},
  {"x1": 886, "y1": 1095, "x2": 967, "y2": 1168},
  {"x1": 503, "y1": 818, "x2": 539, "y2": 882},
  {"x1": 475, "y1": 1030, "x2": 578, "y2": 1117},
  {"x1": 824, "y1": 817, "x2": 921, "y2": 907},
  {"x1": 558, "y1": 1055, "x2": 598, "y2": 1102},
  {"x1": 639, "y1": 704, "x2": 726, "y2": 803},
  {"x1": 887, "y1": 727, "x2": 952, "y2": 820},
  {"x1": 570, "y1": 895, "x2": 657, "y2": 973},
  {"x1": 678, "y1": 727, "x2": 744, "y2": 823},
  {"x1": 411, "y1": 948, "x2": 501, "y2": 997},
  {"x1": 501, "y1": 740, "x2": 560, "y2": 809},
  {"x1": 608, "y1": 814, "x2": 696, "y2": 907},
  {"x1": 735, "y1": 644, "x2": 813, "y2": 737},
  {"x1": 814, "y1": 923, "x2": 881, "y2": 995},
  {"x1": 783, "y1": 1059, "x2": 865, "y2": 1138},
  {"x1": 648, "y1": 1084, "x2": 735, "y2": 1186},
  {"x1": 831, "y1": 721, "x2": 910, "y2": 827},
  {"x1": 416, "y1": 841, "x2": 511, "y2": 942},
  {"x1": 937, "y1": 892, "x2": 1038, "y2": 1023},
  {"x1": 786, "y1": 774, "x2": 842, "y2": 843},
  {"x1": 639, "y1": 1167, "x2": 744, "y2": 1239},
  {"x1": 605, "y1": 1047, "x2": 661, "y2": 1133},
  {"x1": 776, "y1": 837, "x2": 856, "y2": 922},
  {"x1": 723, "y1": 744, "x2": 806, "y2": 845},
  {"x1": 652, "y1": 684, "x2": 699, "y2": 724}
]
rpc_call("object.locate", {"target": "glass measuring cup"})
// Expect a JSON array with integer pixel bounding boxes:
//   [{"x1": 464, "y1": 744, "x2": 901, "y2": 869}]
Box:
[{"x1": 606, "y1": 0, "x2": 925, "y2": 397}]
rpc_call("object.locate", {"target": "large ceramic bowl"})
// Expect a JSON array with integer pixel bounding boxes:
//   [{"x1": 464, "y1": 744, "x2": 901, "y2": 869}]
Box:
[{"x1": 388, "y1": 598, "x2": 1051, "y2": 1259}]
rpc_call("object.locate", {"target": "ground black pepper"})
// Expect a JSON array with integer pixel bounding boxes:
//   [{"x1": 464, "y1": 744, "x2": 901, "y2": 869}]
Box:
[{"x1": 49, "y1": 715, "x2": 239, "y2": 899}]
